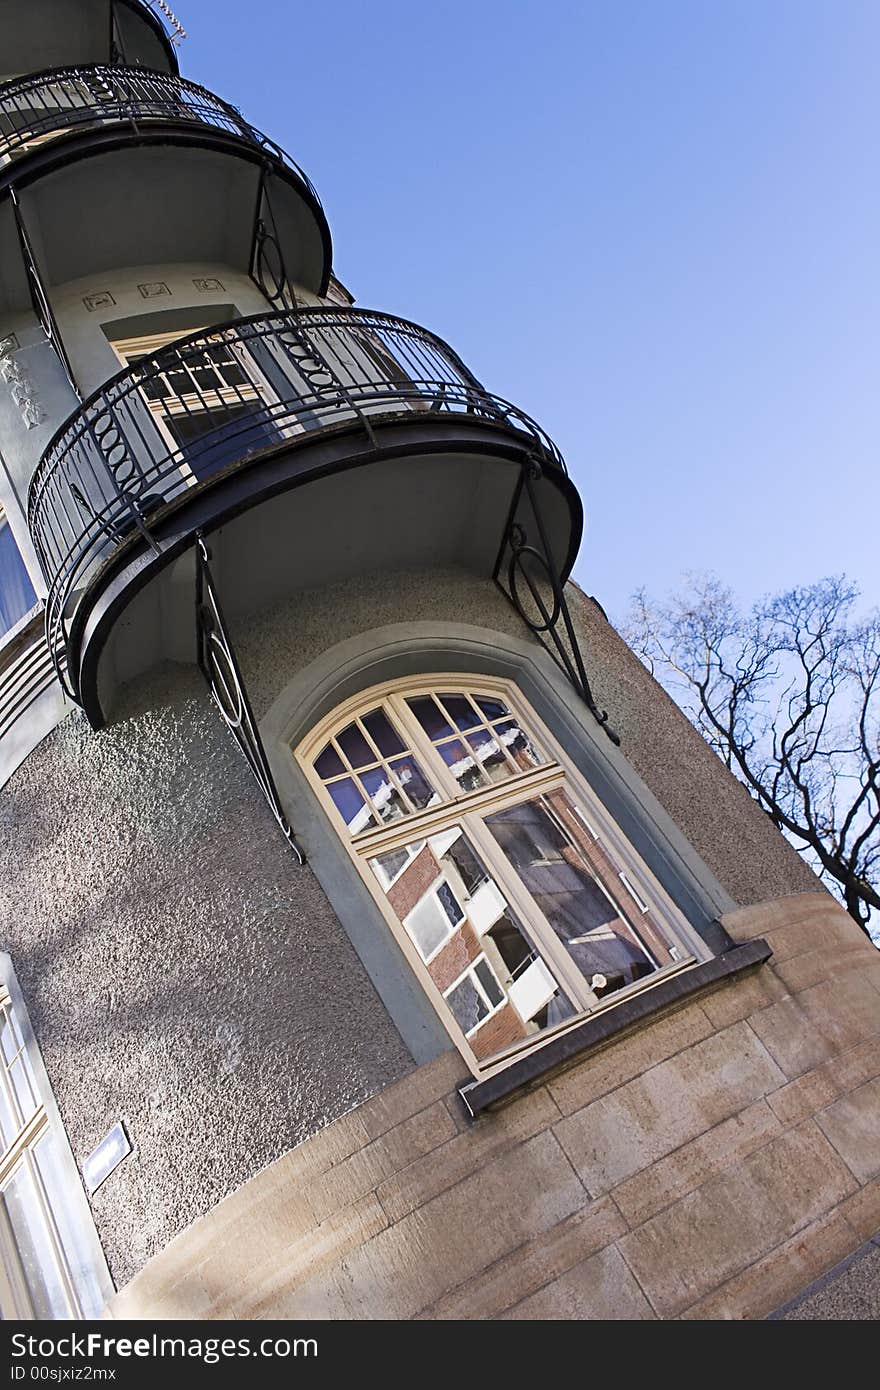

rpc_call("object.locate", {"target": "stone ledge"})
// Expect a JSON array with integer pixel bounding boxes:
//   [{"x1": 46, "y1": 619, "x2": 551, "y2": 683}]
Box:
[{"x1": 458, "y1": 938, "x2": 772, "y2": 1118}]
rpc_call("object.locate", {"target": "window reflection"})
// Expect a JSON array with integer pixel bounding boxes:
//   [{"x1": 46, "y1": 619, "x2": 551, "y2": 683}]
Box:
[
  {"x1": 486, "y1": 790, "x2": 663, "y2": 1000},
  {"x1": 369, "y1": 826, "x2": 574, "y2": 1061}
]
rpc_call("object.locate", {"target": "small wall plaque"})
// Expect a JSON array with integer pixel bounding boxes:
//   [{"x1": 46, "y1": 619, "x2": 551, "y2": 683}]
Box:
[
  {"x1": 82, "y1": 292, "x2": 116, "y2": 312},
  {"x1": 193, "y1": 277, "x2": 225, "y2": 293},
  {"x1": 138, "y1": 282, "x2": 171, "y2": 299},
  {"x1": 82, "y1": 1122, "x2": 132, "y2": 1195}
]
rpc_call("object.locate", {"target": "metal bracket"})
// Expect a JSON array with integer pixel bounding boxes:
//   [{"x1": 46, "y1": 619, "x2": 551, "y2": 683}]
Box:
[
  {"x1": 250, "y1": 164, "x2": 293, "y2": 310},
  {"x1": 495, "y1": 459, "x2": 620, "y2": 745},
  {"x1": 195, "y1": 534, "x2": 305, "y2": 863},
  {"x1": 10, "y1": 187, "x2": 81, "y2": 401}
]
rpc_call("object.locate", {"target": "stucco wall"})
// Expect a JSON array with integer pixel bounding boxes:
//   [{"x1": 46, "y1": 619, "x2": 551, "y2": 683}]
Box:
[
  {"x1": 107, "y1": 894, "x2": 880, "y2": 1321},
  {"x1": 238, "y1": 565, "x2": 819, "y2": 912},
  {"x1": 0, "y1": 666, "x2": 413, "y2": 1288},
  {"x1": 0, "y1": 563, "x2": 825, "y2": 1292}
]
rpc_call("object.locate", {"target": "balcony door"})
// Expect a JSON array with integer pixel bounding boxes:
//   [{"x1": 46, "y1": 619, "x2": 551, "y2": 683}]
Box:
[{"x1": 112, "y1": 324, "x2": 283, "y2": 487}]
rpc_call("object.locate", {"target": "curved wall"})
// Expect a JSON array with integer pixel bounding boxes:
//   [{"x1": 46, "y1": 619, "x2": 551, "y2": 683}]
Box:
[
  {"x1": 108, "y1": 894, "x2": 880, "y2": 1321},
  {"x1": 0, "y1": 663, "x2": 414, "y2": 1287},
  {"x1": 0, "y1": 565, "x2": 824, "y2": 1291}
]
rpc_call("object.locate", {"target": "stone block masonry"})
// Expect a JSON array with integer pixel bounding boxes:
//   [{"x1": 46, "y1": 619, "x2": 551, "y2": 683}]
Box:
[{"x1": 107, "y1": 892, "x2": 880, "y2": 1321}]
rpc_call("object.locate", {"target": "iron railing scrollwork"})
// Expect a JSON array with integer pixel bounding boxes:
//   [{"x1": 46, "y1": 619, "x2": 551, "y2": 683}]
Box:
[
  {"x1": 196, "y1": 535, "x2": 304, "y2": 863},
  {"x1": 0, "y1": 64, "x2": 321, "y2": 207},
  {"x1": 28, "y1": 306, "x2": 564, "y2": 701},
  {"x1": 495, "y1": 459, "x2": 620, "y2": 744}
]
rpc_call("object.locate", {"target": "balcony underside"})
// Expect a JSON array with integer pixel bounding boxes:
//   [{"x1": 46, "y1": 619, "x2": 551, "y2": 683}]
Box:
[
  {"x1": 0, "y1": 133, "x2": 330, "y2": 310},
  {"x1": 0, "y1": 0, "x2": 176, "y2": 82},
  {"x1": 72, "y1": 415, "x2": 582, "y2": 726}
]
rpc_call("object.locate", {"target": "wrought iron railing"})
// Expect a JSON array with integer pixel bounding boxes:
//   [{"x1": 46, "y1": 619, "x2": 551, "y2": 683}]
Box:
[
  {"x1": 27, "y1": 307, "x2": 565, "y2": 698},
  {"x1": 0, "y1": 65, "x2": 318, "y2": 200}
]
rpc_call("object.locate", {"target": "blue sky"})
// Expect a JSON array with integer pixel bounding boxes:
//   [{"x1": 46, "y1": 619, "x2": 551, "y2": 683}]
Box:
[{"x1": 173, "y1": 0, "x2": 878, "y2": 621}]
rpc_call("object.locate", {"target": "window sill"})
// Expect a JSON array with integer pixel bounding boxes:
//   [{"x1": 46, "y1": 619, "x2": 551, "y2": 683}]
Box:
[{"x1": 457, "y1": 937, "x2": 772, "y2": 1118}]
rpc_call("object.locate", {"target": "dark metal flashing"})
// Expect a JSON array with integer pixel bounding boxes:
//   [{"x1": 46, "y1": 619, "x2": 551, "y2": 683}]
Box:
[
  {"x1": 495, "y1": 459, "x2": 619, "y2": 745},
  {"x1": 457, "y1": 937, "x2": 773, "y2": 1119},
  {"x1": 73, "y1": 412, "x2": 583, "y2": 726}
]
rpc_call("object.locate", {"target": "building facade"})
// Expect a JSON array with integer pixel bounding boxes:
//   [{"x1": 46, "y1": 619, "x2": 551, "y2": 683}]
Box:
[{"x1": 0, "y1": 0, "x2": 877, "y2": 1322}]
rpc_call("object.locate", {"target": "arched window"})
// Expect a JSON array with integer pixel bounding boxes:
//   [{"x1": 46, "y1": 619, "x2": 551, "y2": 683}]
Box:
[{"x1": 299, "y1": 678, "x2": 705, "y2": 1074}]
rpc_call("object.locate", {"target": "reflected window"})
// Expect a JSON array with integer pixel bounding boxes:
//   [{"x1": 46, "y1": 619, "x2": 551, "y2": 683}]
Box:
[
  {"x1": 301, "y1": 681, "x2": 698, "y2": 1072},
  {"x1": 0, "y1": 507, "x2": 36, "y2": 640}
]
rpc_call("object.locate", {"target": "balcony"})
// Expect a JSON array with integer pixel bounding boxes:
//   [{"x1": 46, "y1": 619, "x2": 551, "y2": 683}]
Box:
[
  {"x1": 0, "y1": 66, "x2": 330, "y2": 312},
  {"x1": 27, "y1": 308, "x2": 582, "y2": 722},
  {"x1": 0, "y1": 64, "x2": 318, "y2": 198}
]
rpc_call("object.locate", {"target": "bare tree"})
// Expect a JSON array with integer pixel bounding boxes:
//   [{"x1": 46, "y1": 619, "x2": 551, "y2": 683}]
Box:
[{"x1": 625, "y1": 575, "x2": 880, "y2": 938}]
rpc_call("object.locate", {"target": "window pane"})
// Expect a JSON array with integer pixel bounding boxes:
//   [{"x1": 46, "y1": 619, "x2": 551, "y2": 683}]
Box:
[
  {"x1": 335, "y1": 721, "x2": 376, "y2": 770},
  {"x1": 388, "y1": 755, "x2": 438, "y2": 811},
  {"x1": 360, "y1": 766, "x2": 408, "y2": 825},
  {"x1": 362, "y1": 709, "x2": 406, "y2": 758},
  {"x1": 466, "y1": 726, "x2": 513, "y2": 783},
  {"x1": 438, "y1": 693, "x2": 480, "y2": 732},
  {"x1": 494, "y1": 719, "x2": 543, "y2": 771},
  {"x1": 34, "y1": 1131, "x2": 102, "y2": 1318},
  {"x1": 0, "y1": 1160, "x2": 72, "y2": 1319},
  {"x1": 0, "y1": 515, "x2": 37, "y2": 640},
  {"x1": 475, "y1": 695, "x2": 510, "y2": 722},
  {"x1": 405, "y1": 894, "x2": 453, "y2": 960},
  {"x1": 485, "y1": 792, "x2": 658, "y2": 999},
  {"x1": 436, "y1": 881, "x2": 464, "y2": 926},
  {"x1": 327, "y1": 777, "x2": 375, "y2": 834},
  {"x1": 0, "y1": 1076, "x2": 20, "y2": 1154},
  {"x1": 8, "y1": 1057, "x2": 37, "y2": 1126},
  {"x1": 0, "y1": 1009, "x2": 19, "y2": 1065},
  {"x1": 314, "y1": 742, "x2": 345, "y2": 780},
  {"x1": 474, "y1": 958, "x2": 504, "y2": 1009},
  {"x1": 372, "y1": 846, "x2": 410, "y2": 885},
  {"x1": 406, "y1": 695, "x2": 453, "y2": 742},
  {"x1": 445, "y1": 975, "x2": 487, "y2": 1034},
  {"x1": 437, "y1": 739, "x2": 486, "y2": 793},
  {"x1": 368, "y1": 826, "x2": 574, "y2": 1062}
]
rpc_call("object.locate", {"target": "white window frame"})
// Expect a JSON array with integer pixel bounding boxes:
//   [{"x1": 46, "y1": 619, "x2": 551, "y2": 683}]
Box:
[
  {"x1": 297, "y1": 675, "x2": 711, "y2": 1078},
  {"x1": 0, "y1": 958, "x2": 112, "y2": 1320},
  {"x1": 111, "y1": 326, "x2": 281, "y2": 489}
]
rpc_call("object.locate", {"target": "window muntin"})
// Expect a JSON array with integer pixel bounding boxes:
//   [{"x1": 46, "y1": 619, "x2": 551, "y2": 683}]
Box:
[{"x1": 302, "y1": 680, "x2": 702, "y2": 1074}]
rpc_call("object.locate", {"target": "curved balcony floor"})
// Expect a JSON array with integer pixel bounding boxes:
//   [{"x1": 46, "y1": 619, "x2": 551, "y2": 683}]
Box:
[
  {"x1": 26, "y1": 308, "x2": 583, "y2": 725},
  {"x1": 0, "y1": 0, "x2": 177, "y2": 83}
]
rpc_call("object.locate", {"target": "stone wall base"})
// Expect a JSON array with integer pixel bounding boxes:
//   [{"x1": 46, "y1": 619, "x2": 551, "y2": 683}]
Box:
[{"x1": 108, "y1": 893, "x2": 880, "y2": 1320}]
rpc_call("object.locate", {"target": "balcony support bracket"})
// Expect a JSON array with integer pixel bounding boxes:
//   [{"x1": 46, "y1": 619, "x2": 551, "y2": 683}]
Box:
[
  {"x1": 195, "y1": 533, "x2": 305, "y2": 864},
  {"x1": 9, "y1": 187, "x2": 81, "y2": 402},
  {"x1": 495, "y1": 459, "x2": 620, "y2": 745}
]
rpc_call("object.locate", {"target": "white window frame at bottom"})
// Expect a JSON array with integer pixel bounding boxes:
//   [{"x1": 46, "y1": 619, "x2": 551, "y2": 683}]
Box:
[
  {"x1": 297, "y1": 674, "x2": 711, "y2": 1079},
  {"x1": 0, "y1": 971, "x2": 111, "y2": 1320}
]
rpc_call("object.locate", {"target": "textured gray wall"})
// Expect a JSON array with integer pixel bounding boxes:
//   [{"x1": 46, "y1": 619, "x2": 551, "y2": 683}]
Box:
[
  {"x1": 0, "y1": 668, "x2": 413, "y2": 1288},
  {"x1": 238, "y1": 565, "x2": 820, "y2": 912},
  {"x1": 0, "y1": 564, "x2": 821, "y2": 1290}
]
